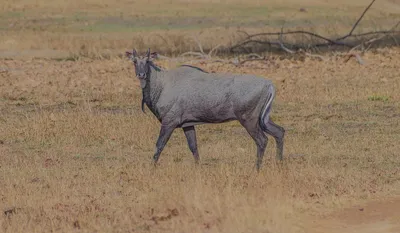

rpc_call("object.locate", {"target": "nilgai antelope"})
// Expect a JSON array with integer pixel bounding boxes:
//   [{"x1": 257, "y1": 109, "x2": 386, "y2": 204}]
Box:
[{"x1": 126, "y1": 48, "x2": 285, "y2": 170}]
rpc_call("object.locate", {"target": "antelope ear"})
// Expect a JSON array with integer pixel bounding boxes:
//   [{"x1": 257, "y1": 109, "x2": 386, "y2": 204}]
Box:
[
  {"x1": 150, "y1": 52, "x2": 158, "y2": 59},
  {"x1": 125, "y1": 51, "x2": 133, "y2": 58},
  {"x1": 146, "y1": 48, "x2": 151, "y2": 59}
]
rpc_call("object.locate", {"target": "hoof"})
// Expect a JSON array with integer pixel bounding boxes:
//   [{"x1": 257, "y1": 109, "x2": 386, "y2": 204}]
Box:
[{"x1": 151, "y1": 159, "x2": 159, "y2": 168}]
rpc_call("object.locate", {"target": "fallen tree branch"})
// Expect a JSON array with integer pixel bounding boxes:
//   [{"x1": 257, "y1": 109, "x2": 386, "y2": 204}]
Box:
[
  {"x1": 352, "y1": 29, "x2": 400, "y2": 38},
  {"x1": 306, "y1": 53, "x2": 326, "y2": 61},
  {"x1": 192, "y1": 35, "x2": 205, "y2": 55},
  {"x1": 349, "y1": 21, "x2": 400, "y2": 53},
  {"x1": 240, "y1": 30, "x2": 350, "y2": 47},
  {"x1": 208, "y1": 44, "x2": 222, "y2": 57},
  {"x1": 239, "y1": 58, "x2": 267, "y2": 65},
  {"x1": 179, "y1": 51, "x2": 210, "y2": 59},
  {"x1": 237, "y1": 30, "x2": 251, "y2": 38},
  {"x1": 336, "y1": 0, "x2": 376, "y2": 41},
  {"x1": 179, "y1": 36, "x2": 222, "y2": 60},
  {"x1": 344, "y1": 52, "x2": 365, "y2": 65},
  {"x1": 230, "y1": 39, "x2": 298, "y2": 52},
  {"x1": 230, "y1": 0, "x2": 399, "y2": 55},
  {"x1": 245, "y1": 53, "x2": 264, "y2": 59},
  {"x1": 279, "y1": 26, "x2": 295, "y2": 54}
]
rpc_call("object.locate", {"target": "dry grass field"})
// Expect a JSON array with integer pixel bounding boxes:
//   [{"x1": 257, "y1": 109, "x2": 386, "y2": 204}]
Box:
[
  {"x1": 1, "y1": 49, "x2": 400, "y2": 232},
  {"x1": 1, "y1": 0, "x2": 400, "y2": 232}
]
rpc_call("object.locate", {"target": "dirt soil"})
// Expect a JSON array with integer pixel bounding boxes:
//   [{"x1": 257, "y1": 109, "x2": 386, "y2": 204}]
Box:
[{"x1": 310, "y1": 197, "x2": 400, "y2": 233}]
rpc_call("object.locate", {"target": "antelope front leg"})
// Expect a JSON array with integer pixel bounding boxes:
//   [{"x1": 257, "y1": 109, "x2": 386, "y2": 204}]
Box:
[{"x1": 153, "y1": 124, "x2": 176, "y2": 165}]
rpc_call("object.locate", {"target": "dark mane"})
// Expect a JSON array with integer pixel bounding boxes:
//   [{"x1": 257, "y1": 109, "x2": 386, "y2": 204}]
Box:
[
  {"x1": 179, "y1": 65, "x2": 208, "y2": 73},
  {"x1": 141, "y1": 61, "x2": 163, "y2": 114},
  {"x1": 149, "y1": 61, "x2": 163, "y2": 72}
]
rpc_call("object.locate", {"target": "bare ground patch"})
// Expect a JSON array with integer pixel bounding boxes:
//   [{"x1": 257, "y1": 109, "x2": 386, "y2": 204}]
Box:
[{"x1": 309, "y1": 197, "x2": 400, "y2": 233}]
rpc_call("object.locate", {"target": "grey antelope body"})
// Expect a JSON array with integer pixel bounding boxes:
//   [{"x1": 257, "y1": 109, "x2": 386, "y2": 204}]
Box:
[{"x1": 126, "y1": 49, "x2": 285, "y2": 170}]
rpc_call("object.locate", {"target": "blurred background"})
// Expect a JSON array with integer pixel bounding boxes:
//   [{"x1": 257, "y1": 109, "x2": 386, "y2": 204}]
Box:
[{"x1": 1, "y1": 0, "x2": 399, "y2": 58}]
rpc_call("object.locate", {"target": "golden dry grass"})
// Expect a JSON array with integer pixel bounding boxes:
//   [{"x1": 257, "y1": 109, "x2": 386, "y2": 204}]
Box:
[{"x1": 1, "y1": 47, "x2": 400, "y2": 232}]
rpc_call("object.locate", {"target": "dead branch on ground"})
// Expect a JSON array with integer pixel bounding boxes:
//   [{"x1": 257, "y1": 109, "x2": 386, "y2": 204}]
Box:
[
  {"x1": 230, "y1": 0, "x2": 400, "y2": 62},
  {"x1": 152, "y1": 0, "x2": 398, "y2": 68},
  {"x1": 335, "y1": 0, "x2": 377, "y2": 41}
]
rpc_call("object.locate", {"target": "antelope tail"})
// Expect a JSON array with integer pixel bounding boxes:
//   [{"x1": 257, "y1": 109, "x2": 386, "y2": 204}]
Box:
[{"x1": 259, "y1": 85, "x2": 275, "y2": 131}]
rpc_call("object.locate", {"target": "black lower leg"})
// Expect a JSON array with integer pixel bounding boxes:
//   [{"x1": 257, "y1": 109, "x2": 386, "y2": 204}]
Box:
[
  {"x1": 265, "y1": 120, "x2": 285, "y2": 160},
  {"x1": 153, "y1": 125, "x2": 176, "y2": 164},
  {"x1": 183, "y1": 126, "x2": 199, "y2": 163},
  {"x1": 256, "y1": 138, "x2": 267, "y2": 171},
  {"x1": 240, "y1": 120, "x2": 267, "y2": 171}
]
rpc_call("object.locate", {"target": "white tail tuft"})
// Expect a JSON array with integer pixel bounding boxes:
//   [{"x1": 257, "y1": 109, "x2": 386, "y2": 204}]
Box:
[{"x1": 259, "y1": 85, "x2": 275, "y2": 131}]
